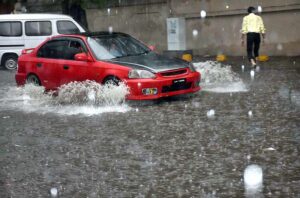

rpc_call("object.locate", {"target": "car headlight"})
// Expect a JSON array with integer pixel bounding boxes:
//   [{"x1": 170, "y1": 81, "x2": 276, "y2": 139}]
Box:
[
  {"x1": 128, "y1": 69, "x2": 156, "y2": 79},
  {"x1": 188, "y1": 63, "x2": 197, "y2": 72}
]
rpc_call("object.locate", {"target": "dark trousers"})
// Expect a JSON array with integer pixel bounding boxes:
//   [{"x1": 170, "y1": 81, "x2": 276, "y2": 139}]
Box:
[{"x1": 247, "y1": 32, "x2": 261, "y2": 62}]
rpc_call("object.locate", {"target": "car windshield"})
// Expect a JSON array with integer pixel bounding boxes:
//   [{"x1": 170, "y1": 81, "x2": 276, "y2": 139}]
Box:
[{"x1": 87, "y1": 35, "x2": 151, "y2": 60}]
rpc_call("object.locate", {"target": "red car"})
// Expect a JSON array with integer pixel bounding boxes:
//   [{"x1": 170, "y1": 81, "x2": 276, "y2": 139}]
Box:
[{"x1": 16, "y1": 32, "x2": 201, "y2": 100}]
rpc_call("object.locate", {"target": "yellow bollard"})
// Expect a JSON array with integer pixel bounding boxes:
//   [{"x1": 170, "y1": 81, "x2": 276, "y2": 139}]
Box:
[
  {"x1": 182, "y1": 53, "x2": 192, "y2": 62},
  {"x1": 257, "y1": 55, "x2": 269, "y2": 62},
  {"x1": 216, "y1": 54, "x2": 227, "y2": 62}
]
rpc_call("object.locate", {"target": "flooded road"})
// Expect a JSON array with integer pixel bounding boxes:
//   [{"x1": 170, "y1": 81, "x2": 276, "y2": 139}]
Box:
[{"x1": 0, "y1": 57, "x2": 299, "y2": 197}]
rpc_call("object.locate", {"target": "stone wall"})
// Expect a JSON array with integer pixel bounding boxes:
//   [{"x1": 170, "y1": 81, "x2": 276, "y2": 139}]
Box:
[{"x1": 86, "y1": 0, "x2": 300, "y2": 56}]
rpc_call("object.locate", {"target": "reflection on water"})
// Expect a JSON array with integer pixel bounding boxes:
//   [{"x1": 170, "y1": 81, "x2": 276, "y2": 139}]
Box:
[{"x1": 0, "y1": 58, "x2": 299, "y2": 197}]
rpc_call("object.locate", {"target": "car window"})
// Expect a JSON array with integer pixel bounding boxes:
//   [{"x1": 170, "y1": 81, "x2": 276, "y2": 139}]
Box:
[
  {"x1": 37, "y1": 39, "x2": 85, "y2": 60},
  {"x1": 25, "y1": 21, "x2": 52, "y2": 36},
  {"x1": 37, "y1": 40, "x2": 69, "y2": 59},
  {"x1": 65, "y1": 40, "x2": 85, "y2": 60},
  {"x1": 57, "y1": 20, "x2": 80, "y2": 34},
  {"x1": 0, "y1": 22, "x2": 22, "y2": 37}
]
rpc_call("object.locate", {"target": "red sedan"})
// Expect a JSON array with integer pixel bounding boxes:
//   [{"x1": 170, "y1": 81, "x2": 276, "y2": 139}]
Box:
[{"x1": 16, "y1": 32, "x2": 201, "y2": 100}]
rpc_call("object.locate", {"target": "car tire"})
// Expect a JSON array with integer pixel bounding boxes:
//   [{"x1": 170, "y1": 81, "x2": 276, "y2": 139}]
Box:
[
  {"x1": 26, "y1": 74, "x2": 41, "y2": 86},
  {"x1": 3, "y1": 54, "x2": 18, "y2": 70},
  {"x1": 103, "y1": 76, "x2": 120, "y2": 86}
]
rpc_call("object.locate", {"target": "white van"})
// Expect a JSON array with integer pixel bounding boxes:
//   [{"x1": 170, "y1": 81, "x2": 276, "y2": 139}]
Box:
[{"x1": 0, "y1": 14, "x2": 86, "y2": 70}]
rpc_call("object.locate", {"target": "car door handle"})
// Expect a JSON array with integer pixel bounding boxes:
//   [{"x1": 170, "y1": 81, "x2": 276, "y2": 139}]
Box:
[
  {"x1": 63, "y1": 65, "x2": 69, "y2": 70},
  {"x1": 36, "y1": 63, "x2": 42, "y2": 67}
]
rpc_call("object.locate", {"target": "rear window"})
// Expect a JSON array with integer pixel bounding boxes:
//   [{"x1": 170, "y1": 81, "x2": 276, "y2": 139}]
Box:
[
  {"x1": 25, "y1": 21, "x2": 52, "y2": 36},
  {"x1": 57, "y1": 20, "x2": 80, "y2": 34},
  {"x1": 0, "y1": 22, "x2": 22, "y2": 37}
]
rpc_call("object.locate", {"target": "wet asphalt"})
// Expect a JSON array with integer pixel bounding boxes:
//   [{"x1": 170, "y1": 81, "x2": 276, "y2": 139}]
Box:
[{"x1": 0, "y1": 57, "x2": 300, "y2": 197}]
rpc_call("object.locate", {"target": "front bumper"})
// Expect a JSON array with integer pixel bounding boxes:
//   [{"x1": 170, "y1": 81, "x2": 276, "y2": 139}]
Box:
[{"x1": 125, "y1": 72, "x2": 201, "y2": 100}]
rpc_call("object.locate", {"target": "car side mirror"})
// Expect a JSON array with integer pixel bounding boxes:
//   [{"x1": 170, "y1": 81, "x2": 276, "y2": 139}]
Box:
[
  {"x1": 149, "y1": 45, "x2": 155, "y2": 51},
  {"x1": 74, "y1": 53, "x2": 92, "y2": 62}
]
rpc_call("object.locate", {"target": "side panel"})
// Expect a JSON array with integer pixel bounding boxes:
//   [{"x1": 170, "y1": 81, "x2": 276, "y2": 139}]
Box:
[
  {"x1": 28, "y1": 56, "x2": 61, "y2": 89},
  {"x1": 58, "y1": 59, "x2": 88, "y2": 86}
]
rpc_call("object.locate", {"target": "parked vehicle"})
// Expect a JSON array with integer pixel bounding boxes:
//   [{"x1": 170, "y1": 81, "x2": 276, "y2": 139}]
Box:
[
  {"x1": 0, "y1": 14, "x2": 86, "y2": 70},
  {"x1": 16, "y1": 32, "x2": 201, "y2": 100}
]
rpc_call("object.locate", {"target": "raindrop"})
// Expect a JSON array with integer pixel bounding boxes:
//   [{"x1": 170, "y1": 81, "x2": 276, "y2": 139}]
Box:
[
  {"x1": 255, "y1": 66, "x2": 260, "y2": 72},
  {"x1": 277, "y1": 43, "x2": 283, "y2": 51},
  {"x1": 135, "y1": 108, "x2": 139, "y2": 112},
  {"x1": 206, "y1": 109, "x2": 215, "y2": 118},
  {"x1": 264, "y1": 147, "x2": 276, "y2": 151},
  {"x1": 241, "y1": 65, "x2": 245, "y2": 72},
  {"x1": 244, "y1": 164, "x2": 263, "y2": 190},
  {"x1": 226, "y1": 5, "x2": 229, "y2": 9},
  {"x1": 200, "y1": 10, "x2": 206, "y2": 18},
  {"x1": 107, "y1": 8, "x2": 111, "y2": 15},
  {"x1": 293, "y1": 61, "x2": 296, "y2": 65},
  {"x1": 257, "y1": 6, "x2": 262, "y2": 13},
  {"x1": 247, "y1": 154, "x2": 251, "y2": 160},
  {"x1": 250, "y1": 70, "x2": 255, "y2": 80},
  {"x1": 192, "y1": 29, "x2": 198, "y2": 37},
  {"x1": 108, "y1": 26, "x2": 113, "y2": 33},
  {"x1": 50, "y1": 187, "x2": 58, "y2": 197},
  {"x1": 248, "y1": 110, "x2": 253, "y2": 118}
]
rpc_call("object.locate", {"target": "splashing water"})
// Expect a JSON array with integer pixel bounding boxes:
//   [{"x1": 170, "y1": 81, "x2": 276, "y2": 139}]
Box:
[
  {"x1": 193, "y1": 61, "x2": 248, "y2": 93},
  {"x1": 0, "y1": 81, "x2": 130, "y2": 116}
]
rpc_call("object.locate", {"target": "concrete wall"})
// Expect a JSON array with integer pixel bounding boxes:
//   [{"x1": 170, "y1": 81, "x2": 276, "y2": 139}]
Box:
[
  {"x1": 87, "y1": 0, "x2": 300, "y2": 56},
  {"x1": 86, "y1": 3, "x2": 169, "y2": 52}
]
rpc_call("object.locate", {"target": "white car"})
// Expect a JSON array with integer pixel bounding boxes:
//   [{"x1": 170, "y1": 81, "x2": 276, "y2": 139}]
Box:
[{"x1": 0, "y1": 13, "x2": 86, "y2": 70}]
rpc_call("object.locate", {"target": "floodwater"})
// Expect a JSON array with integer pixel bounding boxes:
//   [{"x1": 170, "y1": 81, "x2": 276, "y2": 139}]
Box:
[{"x1": 0, "y1": 57, "x2": 299, "y2": 197}]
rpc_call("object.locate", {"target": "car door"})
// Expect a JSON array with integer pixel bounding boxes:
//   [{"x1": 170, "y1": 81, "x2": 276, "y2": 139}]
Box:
[
  {"x1": 34, "y1": 39, "x2": 69, "y2": 89},
  {"x1": 57, "y1": 38, "x2": 88, "y2": 86}
]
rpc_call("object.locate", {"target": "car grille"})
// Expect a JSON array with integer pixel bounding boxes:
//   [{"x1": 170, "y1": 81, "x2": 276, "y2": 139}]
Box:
[
  {"x1": 160, "y1": 69, "x2": 187, "y2": 77},
  {"x1": 162, "y1": 82, "x2": 192, "y2": 93}
]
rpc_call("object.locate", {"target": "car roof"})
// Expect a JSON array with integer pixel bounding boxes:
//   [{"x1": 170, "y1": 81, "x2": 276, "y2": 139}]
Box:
[
  {"x1": 0, "y1": 13, "x2": 73, "y2": 20},
  {"x1": 50, "y1": 32, "x2": 131, "y2": 40},
  {"x1": 79, "y1": 31, "x2": 131, "y2": 37}
]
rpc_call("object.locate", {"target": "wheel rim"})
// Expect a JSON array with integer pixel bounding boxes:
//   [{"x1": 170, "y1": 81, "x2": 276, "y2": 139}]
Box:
[
  {"x1": 105, "y1": 77, "x2": 120, "y2": 86},
  {"x1": 5, "y1": 58, "x2": 17, "y2": 70},
  {"x1": 27, "y1": 75, "x2": 40, "y2": 85}
]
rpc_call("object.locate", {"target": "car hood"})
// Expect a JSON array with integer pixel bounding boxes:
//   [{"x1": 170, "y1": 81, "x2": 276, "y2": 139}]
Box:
[{"x1": 105, "y1": 52, "x2": 189, "y2": 73}]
